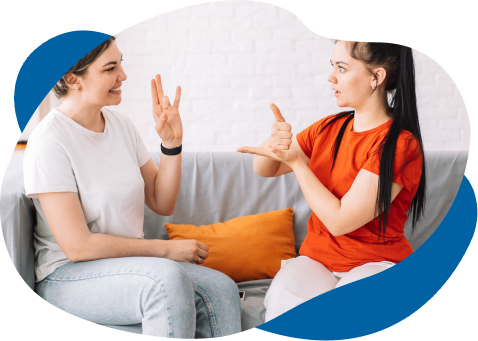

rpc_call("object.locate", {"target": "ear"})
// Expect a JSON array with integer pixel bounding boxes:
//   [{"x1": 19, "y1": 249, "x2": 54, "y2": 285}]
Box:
[
  {"x1": 372, "y1": 67, "x2": 387, "y2": 88},
  {"x1": 64, "y1": 73, "x2": 81, "y2": 91}
]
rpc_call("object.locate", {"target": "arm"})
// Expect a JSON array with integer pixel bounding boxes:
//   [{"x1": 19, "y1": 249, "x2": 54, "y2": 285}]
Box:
[
  {"x1": 141, "y1": 156, "x2": 181, "y2": 216},
  {"x1": 38, "y1": 192, "x2": 208, "y2": 263},
  {"x1": 142, "y1": 74, "x2": 183, "y2": 216},
  {"x1": 291, "y1": 161, "x2": 403, "y2": 236}
]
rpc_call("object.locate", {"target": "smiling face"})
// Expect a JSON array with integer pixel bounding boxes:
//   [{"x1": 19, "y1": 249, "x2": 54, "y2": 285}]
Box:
[
  {"x1": 72, "y1": 40, "x2": 127, "y2": 107},
  {"x1": 327, "y1": 41, "x2": 376, "y2": 109}
]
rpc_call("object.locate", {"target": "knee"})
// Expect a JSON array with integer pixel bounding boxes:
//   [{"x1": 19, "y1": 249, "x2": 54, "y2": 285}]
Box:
[
  {"x1": 134, "y1": 258, "x2": 194, "y2": 294},
  {"x1": 210, "y1": 271, "x2": 240, "y2": 300}
]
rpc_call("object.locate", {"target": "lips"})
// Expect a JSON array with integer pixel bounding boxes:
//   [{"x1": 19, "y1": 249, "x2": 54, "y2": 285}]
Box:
[{"x1": 109, "y1": 86, "x2": 121, "y2": 92}]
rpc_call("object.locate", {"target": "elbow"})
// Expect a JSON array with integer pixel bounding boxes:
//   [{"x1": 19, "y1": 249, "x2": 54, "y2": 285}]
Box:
[
  {"x1": 64, "y1": 249, "x2": 84, "y2": 263},
  {"x1": 253, "y1": 164, "x2": 274, "y2": 178},
  {"x1": 157, "y1": 205, "x2": 175, "y2": 217},
  {"x1": 324, "y1": 223, "x2": 346, "y2": 237}
]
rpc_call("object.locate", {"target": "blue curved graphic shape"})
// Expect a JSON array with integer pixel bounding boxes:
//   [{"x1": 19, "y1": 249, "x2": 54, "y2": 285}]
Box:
[
  {"x1": 258, "y1": 175, "x2": 476, "y2": 340},
  {"x1": 13, "y1": 28, "x2": 475, "y2": 340},
  {"x1": 14, "y1": 31, "x2": 112, "y2": 132}
]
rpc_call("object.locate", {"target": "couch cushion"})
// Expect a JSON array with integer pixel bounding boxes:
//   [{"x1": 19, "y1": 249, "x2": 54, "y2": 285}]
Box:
[{"x1": 165, "y1": 208, "x2": 296, "y2": 282}]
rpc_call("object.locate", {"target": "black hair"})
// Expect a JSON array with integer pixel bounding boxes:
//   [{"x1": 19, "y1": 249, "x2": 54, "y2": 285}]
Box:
[{"x1": 320, "y1": 42, "x2": 426, "y2": 239}]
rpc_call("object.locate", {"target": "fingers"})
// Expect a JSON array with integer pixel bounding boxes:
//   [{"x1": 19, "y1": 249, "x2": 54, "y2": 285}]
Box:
[
  {"x1": 173, "y1": 86, "x2": 181, "y2": 107},
  {"x1": 162, "y1": 96, "x2": 171, "y2": 110},
  {"x1": 155, "y1": 113, "x2": 168, "y2": 134},
  {"x1": 197, "y1": 248, "x2": 209, "y2": 260},
  {"x1": 198, "y1": 241, "x2": 209, "y2": 252},
  {"x1": 277, "y1": 130, "x2": 292, "y2": 139},
  {"x1": 272, "y1": 139, "x2": 292, "y2": 150},
  {"x1": 237, "y1": 146, "x2": 273, "y2": 158},
  {"x1": 155, "y1": 75, "x2": 164, "y2": 106},
  {"x1": 151, "y1": 79, "x2": 160, "y2": 106},
  {"x1": 273, "y1": 121, "x2": 292, "y2": 132},
  {"x1": 270, "y1": 103, "x2": 286, "y2": 122}
]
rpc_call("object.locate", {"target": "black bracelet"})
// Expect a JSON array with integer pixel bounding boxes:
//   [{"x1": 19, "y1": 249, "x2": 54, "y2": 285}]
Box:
[{"x1": 161, "y1": 143, "x2": 182, "y2": 156}]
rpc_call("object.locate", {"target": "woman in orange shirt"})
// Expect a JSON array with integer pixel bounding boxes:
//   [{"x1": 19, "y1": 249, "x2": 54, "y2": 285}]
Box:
[{"x1": 238, "y1": 41, "x2": 426, "y2": 321}]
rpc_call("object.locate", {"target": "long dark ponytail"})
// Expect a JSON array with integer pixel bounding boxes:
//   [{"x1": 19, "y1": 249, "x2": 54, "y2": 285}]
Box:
[{"x1": 320, "y1": 42, "x2": 426, "y2": 239}]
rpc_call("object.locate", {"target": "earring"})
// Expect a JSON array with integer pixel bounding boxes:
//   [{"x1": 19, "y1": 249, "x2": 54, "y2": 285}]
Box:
[{"x1": 371, "y1": 85, "x2": 375, "y2": 90}]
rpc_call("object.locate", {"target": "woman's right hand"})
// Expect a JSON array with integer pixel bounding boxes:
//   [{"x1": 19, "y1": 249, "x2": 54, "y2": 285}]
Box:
[
  {"x1": 269, "y1": 103, "x2": 293, "y2": 151},
  {"x1": 165, "y1": 239, "x2": 209, "y2": 264}
]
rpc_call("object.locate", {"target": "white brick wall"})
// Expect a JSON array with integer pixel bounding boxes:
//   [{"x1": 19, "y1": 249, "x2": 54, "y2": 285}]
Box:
[{"x1": 110, "y1": 1, "x2": 469, "y2": 152}]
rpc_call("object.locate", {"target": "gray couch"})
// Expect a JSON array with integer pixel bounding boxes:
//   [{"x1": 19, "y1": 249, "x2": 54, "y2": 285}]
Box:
[{"x1": 0, "y1": 151, "x2": 467, "y2": 334}]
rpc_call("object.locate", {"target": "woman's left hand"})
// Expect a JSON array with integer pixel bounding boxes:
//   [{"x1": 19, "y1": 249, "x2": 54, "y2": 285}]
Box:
[
  {"x1": 151, "y1": 74, "x2": 183, "y2": 148},
  {"x1": 237, "y1": 104, "x2": 300, "y2": 168}
]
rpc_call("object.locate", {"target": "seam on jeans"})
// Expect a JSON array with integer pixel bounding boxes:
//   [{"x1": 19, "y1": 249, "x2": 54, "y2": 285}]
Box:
[
  {"x1": 43, "y1": 272, "x2": 164, "y2": 283},
  {"x1": 44, "y1": 272, "x2": 172, "y2": 336},
  {"x1": 195, "y1": 287, "x2": 218, "y2": 337}
]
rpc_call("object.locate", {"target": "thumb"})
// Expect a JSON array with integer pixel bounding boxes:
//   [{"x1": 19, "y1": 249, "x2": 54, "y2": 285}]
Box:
[
  {"x1": 270, "y1": 103, "x2": 286, "y2": 122},
  {"x1": 156, "y1": 113, "x2": 168, "y2": 133},
  {"x1": 270, "y1": 148, "x2": 288, "y2": 160}
]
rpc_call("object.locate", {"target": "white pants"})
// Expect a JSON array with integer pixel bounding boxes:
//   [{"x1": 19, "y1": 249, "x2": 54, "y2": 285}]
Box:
[{"x1": 264, "y1": 256, "x2": 395, "y2": 321}]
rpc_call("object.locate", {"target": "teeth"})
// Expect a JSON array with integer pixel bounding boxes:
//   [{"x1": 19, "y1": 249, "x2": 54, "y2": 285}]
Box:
[{"x1": 109, "y1": 87, "x2": 121, "y2": 92}]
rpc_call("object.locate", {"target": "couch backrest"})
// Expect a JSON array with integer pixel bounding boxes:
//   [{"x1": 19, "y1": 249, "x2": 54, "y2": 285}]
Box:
[
  {"x1": 1, "y1": 150, "x2": 468, "y2": 290},
  {"x1": 145, "y1": 151, "x2": 468, "y2": 252}
]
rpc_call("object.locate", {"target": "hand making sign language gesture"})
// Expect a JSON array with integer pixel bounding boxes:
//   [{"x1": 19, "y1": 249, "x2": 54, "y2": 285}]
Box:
[
  {"x1": 151, "y1": 74, "x2": 183, "y2": 148},
  {"x1": 237, "y1": 103, "x2": 300, "y2": 168}
]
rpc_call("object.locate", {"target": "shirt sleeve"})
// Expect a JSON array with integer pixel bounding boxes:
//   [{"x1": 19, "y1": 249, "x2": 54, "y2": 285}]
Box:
[
  {"x1": 362, "y1": 133, "x2": 423, "y2": 193},
  {"x1": 296, "y1": 115, "x2": 334, "y2": 159},
  {"x1": 23, "y1": 137, "x2": 78, "y2": 199}
]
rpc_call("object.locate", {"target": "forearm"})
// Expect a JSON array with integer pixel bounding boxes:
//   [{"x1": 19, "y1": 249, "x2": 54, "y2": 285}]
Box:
[
  {"x1": 291, "y1": 160, "x2": 345, "y2": 235},
  {"x1": 253, "y1": 137, "x2": 281, "y2": 177},
  {"x1": 153, "y1": 151, "x2": 182, "y2": 215},
  {"x1": 72, "y1": 233, "x2": 170, "y2": 262}
]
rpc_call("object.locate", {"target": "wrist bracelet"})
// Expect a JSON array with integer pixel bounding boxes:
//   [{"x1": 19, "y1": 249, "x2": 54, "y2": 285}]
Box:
[{"x1": 161, "y1": 143, "x2": 182, "y2": 156}]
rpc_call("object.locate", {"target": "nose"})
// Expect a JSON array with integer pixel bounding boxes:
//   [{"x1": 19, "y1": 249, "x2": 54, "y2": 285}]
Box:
[
  {"x1": 118, "y1": 64, "x2": 127, "y2": 82},
  {"x1": 327, "y1": 70, "x2": 336, "y2": 84}
]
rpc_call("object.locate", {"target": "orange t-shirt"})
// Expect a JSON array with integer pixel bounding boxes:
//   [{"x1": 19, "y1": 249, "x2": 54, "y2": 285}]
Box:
[{"x1": 296, "y1": 113, "x2": 423, "y2": 272}]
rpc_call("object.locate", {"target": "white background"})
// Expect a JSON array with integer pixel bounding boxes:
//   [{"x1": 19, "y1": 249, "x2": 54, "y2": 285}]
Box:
[{"x1": 112, "y1": 0, "x2": 469, "y2": 153}]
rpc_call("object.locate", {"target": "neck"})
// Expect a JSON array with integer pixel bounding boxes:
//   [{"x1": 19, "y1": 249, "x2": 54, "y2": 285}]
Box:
[
  {"x1": 56, "y1": 97, "x2": 105, "y2": 133},
  {"x1": 352, "y1": 93, "x2": 390, "y2": 132}
]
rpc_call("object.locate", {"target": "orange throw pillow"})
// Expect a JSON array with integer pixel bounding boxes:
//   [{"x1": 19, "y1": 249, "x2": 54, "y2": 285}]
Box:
[{"x1": 165, "y1": 208, "x2": 296, "y2": 283}]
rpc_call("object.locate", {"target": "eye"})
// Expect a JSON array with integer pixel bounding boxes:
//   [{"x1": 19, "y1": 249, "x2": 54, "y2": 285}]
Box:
[
  {"x1": 338, "y1": 66, "x2": 345, "y2": 73},
  {"x1": 106, "y1": 67, "x2": 115, "y2": 72}
]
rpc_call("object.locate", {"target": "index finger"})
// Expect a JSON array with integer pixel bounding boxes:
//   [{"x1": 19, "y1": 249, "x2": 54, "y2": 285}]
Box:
[
  {"x1": 155, "y1": 74, "x2": 164, "y2": 106},
  {"x1": 236, "y1": 146, "x2": 274, "y2": 158},
  {"x1": 198, "y1": 241, "x2": 209, "y2": 252},
  {"x1": 270, "y1": 103, "x2": 285, "y2": 122},
  {"x1": 173, "y1": 86, "x2": 181, "y2": 108},
  {"x1": 151, "y1": 79, "x2": 160, "y2": 106}
]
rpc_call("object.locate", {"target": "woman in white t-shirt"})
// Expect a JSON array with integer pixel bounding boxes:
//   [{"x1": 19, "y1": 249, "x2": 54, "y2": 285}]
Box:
[{"x1": 23, "y1": 36, "x2": 241, "y2": 338}]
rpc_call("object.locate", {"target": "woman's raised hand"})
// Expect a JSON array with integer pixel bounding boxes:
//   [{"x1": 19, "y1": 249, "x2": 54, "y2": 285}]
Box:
[
  {"x1": 151, "y1": 74, "x2": 183, "y2": 148},
  {"x1": 237, "y1": 104, "x2": 299, "y2": 167},
  {"x1": 165, "y1": 239, "x2": 209, "y2": 265}
]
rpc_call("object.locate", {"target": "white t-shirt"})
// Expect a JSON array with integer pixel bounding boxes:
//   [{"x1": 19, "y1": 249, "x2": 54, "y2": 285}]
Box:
[{"x1": 23, "y1": 108, "x2": 151, "y2": 282}]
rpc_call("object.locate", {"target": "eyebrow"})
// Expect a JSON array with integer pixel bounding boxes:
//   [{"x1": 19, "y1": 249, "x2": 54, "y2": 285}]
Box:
[
  {"x1": 330, "y1": 60, "x2": 349, "y2": 65},
  {"x1": 102, "y1": 54, "x2": 123, "y2": 67}
]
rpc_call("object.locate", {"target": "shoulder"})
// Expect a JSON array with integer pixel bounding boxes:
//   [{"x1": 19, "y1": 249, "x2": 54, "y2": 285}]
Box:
[{"x1": 28, "y1": 110, "x2": 64, "y2": 143}]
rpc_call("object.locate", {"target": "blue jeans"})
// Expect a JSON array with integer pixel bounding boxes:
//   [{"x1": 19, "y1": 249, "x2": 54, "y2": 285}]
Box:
[{"x1": 35, "y1": 257, "x2": 242, "y2": 338}]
